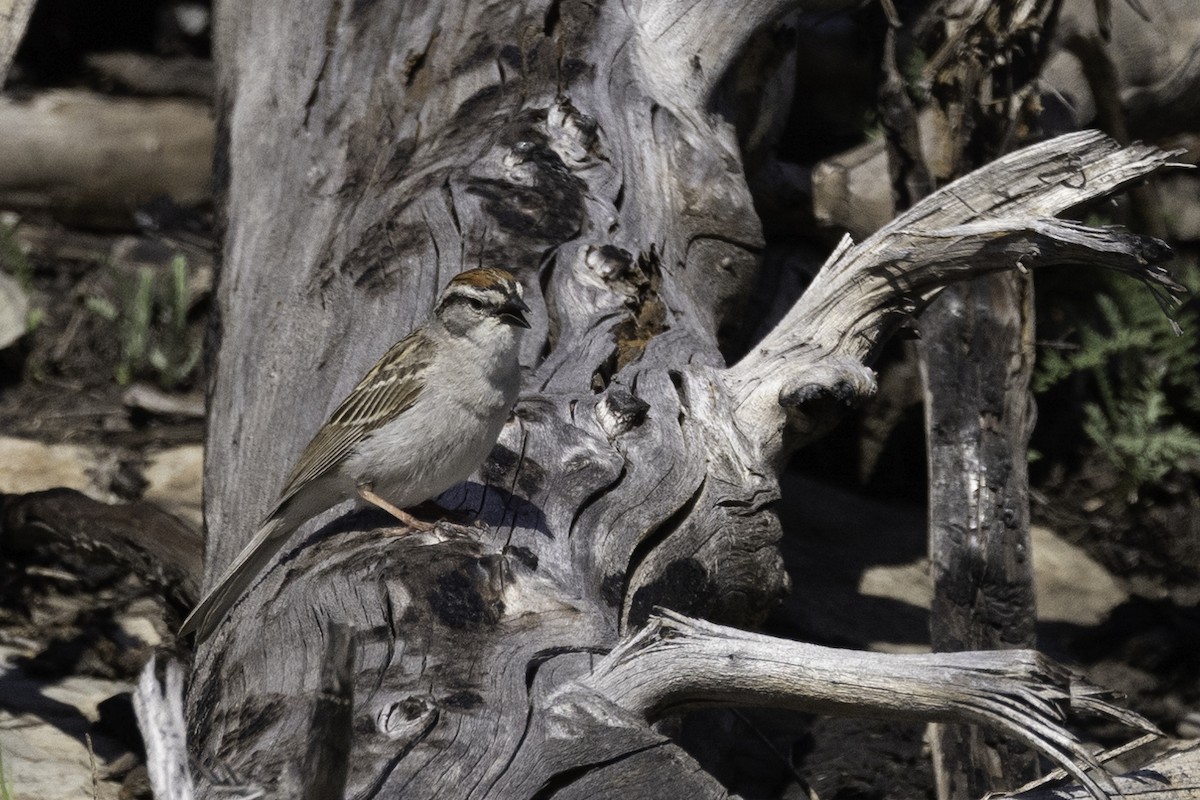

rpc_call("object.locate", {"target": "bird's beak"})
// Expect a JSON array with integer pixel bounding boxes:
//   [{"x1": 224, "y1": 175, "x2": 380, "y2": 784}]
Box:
[{"x1": 499, "y1": 297, "x2": 532, "y2": 329}]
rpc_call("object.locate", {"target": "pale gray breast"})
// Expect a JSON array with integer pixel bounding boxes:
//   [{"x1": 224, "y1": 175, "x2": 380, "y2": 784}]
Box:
[{"x1": 433, "y1": 329, "x2": 521, "y2": 418}]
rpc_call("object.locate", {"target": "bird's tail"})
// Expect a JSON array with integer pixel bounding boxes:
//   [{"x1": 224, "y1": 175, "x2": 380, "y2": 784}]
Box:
[{"x1": 178, "y1": 511, "x2": 297, "y2": 641}]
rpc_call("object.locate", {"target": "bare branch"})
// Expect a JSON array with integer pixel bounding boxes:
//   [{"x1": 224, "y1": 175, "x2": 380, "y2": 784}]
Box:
[
  {"x1": 1012, "y1": 741, "x2": 1200, "y2": 799},
  {"x1": 133, "y1": 658, "x2": 196, "y2": 800},
  {"x1": 575, "y1": 610, "x2": 1160, "y2": 800},
  {"x1": 724, "y1": 131, "x2": 1183, "y2": 463}
]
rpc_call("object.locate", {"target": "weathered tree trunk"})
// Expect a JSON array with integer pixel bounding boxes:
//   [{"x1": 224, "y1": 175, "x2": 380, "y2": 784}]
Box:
[
  {"x1": 879, "y1": 2, "x2": 1057, "y2": 796},
  {"x1": 189, "y1": 0, "x2": 1184, "y2": 797},
  {"x1": 922, "y1": 271, "x2": 1040, "y2": 798}
]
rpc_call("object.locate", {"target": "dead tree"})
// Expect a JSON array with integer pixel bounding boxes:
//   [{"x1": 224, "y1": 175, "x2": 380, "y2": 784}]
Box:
[
  {"x1": 188, "y1": 1, "x2": 1184, "y2": 797},
  {"x1": 878, "y1": 2, "x2": 1058, "y2": 794}
]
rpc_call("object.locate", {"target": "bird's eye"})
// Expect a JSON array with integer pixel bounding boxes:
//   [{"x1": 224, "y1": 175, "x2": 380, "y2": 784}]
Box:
[{"x1": 467, "y1": 297, "x2": 484, "y2": 310}]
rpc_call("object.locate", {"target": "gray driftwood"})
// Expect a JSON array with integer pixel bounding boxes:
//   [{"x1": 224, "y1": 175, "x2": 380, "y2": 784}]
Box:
[
  {"x1": 0, "y1": 89, "x2": 213, "y2": 228},
  {"x1": 192, "y1": 0, "x2": 1186, "y2": 796}
]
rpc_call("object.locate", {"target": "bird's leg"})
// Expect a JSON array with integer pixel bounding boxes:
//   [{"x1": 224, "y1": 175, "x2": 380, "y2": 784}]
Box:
[{"x1": 357, "y1": 484, "x2": 436, "y2": 532}]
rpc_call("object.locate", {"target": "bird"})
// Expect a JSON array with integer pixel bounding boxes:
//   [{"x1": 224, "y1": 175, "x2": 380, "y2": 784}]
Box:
[{"x1": 179, "y1": 267, "x2": 530, "y2": 640}]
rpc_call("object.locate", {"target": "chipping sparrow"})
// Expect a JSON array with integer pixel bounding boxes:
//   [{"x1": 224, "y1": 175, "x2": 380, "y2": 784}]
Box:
[{"x1": 179, "y1": 267, "x2": 530, "y2": 640}]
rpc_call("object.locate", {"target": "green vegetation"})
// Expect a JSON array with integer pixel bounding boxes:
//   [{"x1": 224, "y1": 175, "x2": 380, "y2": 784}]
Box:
[
  {"x1": 85, "y1": 254, "x2": 202, "y2": 389},
  {"x1": 901, "y1": 45, "x2": 930, "y2": 101},
  {"x1": 0, "y1": 219, "x2": 43, "y2": 332},
  {"x1": 1036, "y1": 262, "x2": 1200, "y2": 493},
  {"x1": 0, "y1": 220, "x2": 33, "y2": 290},
  {"x1": 0, "y1": 745, "x2": 14, "y2": 800}
]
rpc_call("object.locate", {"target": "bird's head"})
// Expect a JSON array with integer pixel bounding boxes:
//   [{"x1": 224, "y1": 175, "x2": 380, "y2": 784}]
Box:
[{"x1": 434, "y1": 267, "x2": 531, "y2": 337}]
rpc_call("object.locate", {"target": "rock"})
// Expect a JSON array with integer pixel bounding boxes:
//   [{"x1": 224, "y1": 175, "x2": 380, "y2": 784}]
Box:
[
  {"x1": 857, "y1": 559, "x2": 931, "y2": 616},
  {"x1": 777, "y1": 474, "x2": 932, "y2": 653},
  {"x1": 1030, "y1": 525, "x2": 1129, "y2": 626},
  {"x1": 141, "y1": 444, "x2": 204, "y2": 526},
  {"x1": 1045, "y1": 0, "x2": 1200, "y2": 135},
  {"x1": 857, "y1": 525, "x2": 1129, "y2": 635},
  {"x1": 0, "y1": 437, "x2": 204, "y2": 528},
  {"x1": 811, "y1": 139, "x2": 895, "y2": 240},
  {"x1": 0, "y1": 645, "x2": 130, "y2": 800},
  {"x1": 0, "y1": 436, "x2": 118, "y2": 502},
  {"x1": 1159, "y1": 172, "x2": 1200, "y2": 242}
]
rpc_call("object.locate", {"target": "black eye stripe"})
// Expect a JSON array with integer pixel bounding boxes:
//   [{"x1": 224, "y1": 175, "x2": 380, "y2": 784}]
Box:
[
  {"x1": 439, "y1": 277, "x2": 523, "y2": 318},
  {"x1": 444, "y1": 290, "x2": 501, "y2": 310}
]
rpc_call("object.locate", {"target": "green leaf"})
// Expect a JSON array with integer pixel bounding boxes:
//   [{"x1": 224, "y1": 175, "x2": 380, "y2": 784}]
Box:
[{"x1": 1035, "y1": 259, "x2": 1200, "y2": 491}]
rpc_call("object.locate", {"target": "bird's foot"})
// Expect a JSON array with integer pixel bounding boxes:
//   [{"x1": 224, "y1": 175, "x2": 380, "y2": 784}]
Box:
[{"x1": 410, "y1": 500, "x2": 481, "y2": 527}]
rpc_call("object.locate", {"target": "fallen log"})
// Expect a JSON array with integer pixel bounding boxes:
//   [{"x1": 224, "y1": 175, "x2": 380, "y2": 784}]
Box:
[{"x1": 0, "y1": 89, "x2": 212, "y2": 229}]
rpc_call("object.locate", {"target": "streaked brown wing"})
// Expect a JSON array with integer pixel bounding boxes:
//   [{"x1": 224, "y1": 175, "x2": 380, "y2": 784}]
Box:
[{"x1": 272, "y1": 331, "x2": 433, "y2": 510}]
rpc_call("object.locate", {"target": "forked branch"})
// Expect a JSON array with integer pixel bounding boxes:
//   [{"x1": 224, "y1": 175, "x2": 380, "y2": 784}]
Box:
[
  {"x1": 723, "y1": 131, "x2": 1184, "y2": 462},
  {"x1": 572, "y1": 610, "x2": 1160, "y2": 800}
]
